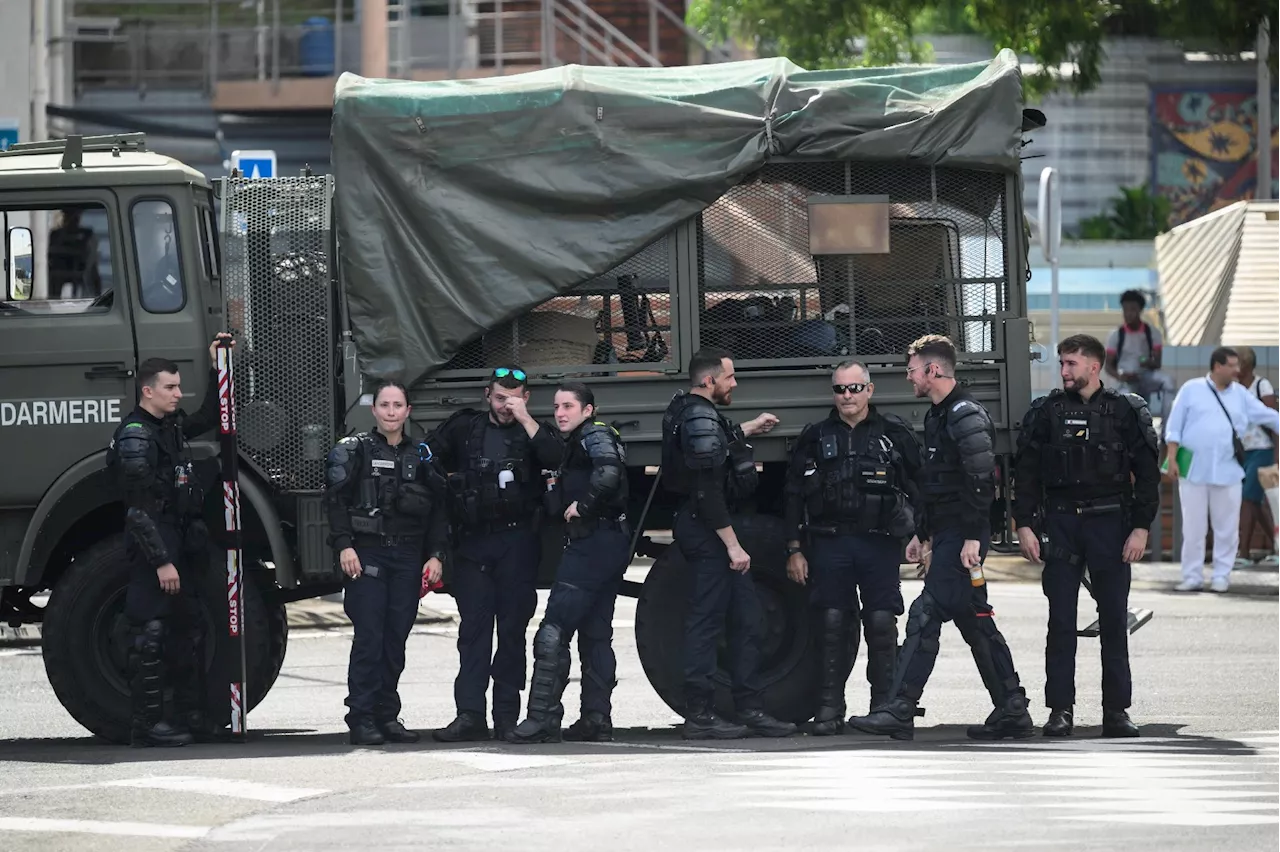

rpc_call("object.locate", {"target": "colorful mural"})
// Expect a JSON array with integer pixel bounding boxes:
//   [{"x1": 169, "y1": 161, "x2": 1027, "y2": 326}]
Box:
[{"x1": 1151, "y1": 86, "x2": 1279, "y2": 226}]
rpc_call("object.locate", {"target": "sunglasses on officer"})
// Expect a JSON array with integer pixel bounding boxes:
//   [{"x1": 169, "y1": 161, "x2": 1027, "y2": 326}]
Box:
[
  {"x1": 832, "y1": 382, "x2": 868, "y2": 396},
  {"x1": 491, "y1": 367, "x2": 528, "y2": 384}
]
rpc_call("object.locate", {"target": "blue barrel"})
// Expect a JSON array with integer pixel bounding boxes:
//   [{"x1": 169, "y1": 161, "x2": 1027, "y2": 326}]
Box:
[{"x1": 299, "y1": 16, "x2": 335, "y2": 77}]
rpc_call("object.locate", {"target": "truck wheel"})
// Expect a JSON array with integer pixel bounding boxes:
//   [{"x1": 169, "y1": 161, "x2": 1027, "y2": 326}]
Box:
[
  {"x1": 42, "y1": 534, "x2": 278, "y2": 744},
  {"x1": 634, "y1": 513, "x2": 819, "y2": 724}
]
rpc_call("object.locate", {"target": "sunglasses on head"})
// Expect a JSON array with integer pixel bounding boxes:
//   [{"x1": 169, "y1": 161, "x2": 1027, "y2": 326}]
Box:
[
  {"x1": 832, "y1": 383, "x2": 868, "y2": 395},
  {"x1": 492, "y1": 368, "x2": 528, "y2": 383}
]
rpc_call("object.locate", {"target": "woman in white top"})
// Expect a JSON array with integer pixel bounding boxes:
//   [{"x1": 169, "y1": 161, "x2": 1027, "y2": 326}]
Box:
[{"x1": 1235, "y1": 346, "x2": 1277, "y2": 565}]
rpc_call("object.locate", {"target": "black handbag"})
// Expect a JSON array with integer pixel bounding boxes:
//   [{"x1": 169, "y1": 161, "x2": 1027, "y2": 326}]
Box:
[{"x1": 1207, "y1": 379, "x2": 1247, "y2": 466}]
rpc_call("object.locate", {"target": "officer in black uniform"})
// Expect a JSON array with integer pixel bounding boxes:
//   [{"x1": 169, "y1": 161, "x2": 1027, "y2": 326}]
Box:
[
  {"x1": 106, "y1": 333, "x2": 232, "y2": 747},
  {"x1": 326, "y1": 380, "x2": 449, "y2": 746},
  {"x1": 429, "y1": 366, "x2": 565, "y2": 742},
  {"x1": 508, "y1": 382, "x2": 631, "y2": 744},
  {"x1": 849, "y1": 335, "x2": 1035, "y2": 741},
  {"x1": 662, "y1": 348, "x2": 796, "y2": 740},
  {"x1": 1013, "y1": 334, "x2": 1158, "y2": 738},
  {"x1": 784, "y1": 360, "x2": 921, "y2": 735}
]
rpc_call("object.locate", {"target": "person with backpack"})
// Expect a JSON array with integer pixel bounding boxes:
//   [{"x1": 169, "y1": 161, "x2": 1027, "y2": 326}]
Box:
[
  {"x1": 1235, "y1": 346, "x2": 1277, "y2": 566},
  {"x1": 1105, "y1": 290, "x2": 1175, "y2": 429}
]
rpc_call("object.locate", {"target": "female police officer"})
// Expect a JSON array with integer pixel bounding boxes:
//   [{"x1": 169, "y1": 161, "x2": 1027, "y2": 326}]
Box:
[
  {"x1": 326, "y1": 380, "x2": 449, "y2": 745},
  {"x1": 507, "y1": 382, "x2": 631, "y2": 743}
]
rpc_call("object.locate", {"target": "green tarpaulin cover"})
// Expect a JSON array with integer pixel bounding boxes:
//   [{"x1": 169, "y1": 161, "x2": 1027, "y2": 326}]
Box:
[{"x1": 331, "y1": 49, "x2": 1027, "y2": 383}]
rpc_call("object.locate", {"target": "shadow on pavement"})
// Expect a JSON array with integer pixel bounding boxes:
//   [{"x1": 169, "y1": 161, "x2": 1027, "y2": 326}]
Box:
[{"x1": 0, "y1": 722, "x2": 1267, "y2": 765}]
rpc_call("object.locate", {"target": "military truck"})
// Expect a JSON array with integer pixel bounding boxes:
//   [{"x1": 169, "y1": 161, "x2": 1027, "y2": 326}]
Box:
[{"x1": 0, "y1": 50, "x2": 1041, "y2": 741}]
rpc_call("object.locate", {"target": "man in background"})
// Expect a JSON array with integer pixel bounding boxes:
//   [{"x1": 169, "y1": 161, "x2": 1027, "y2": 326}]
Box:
[{"x1": 1105, "y1": 290, "x2": 1174, "y2": 429}]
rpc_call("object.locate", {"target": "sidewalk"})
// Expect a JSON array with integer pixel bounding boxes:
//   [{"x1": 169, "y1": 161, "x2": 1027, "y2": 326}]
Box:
[
  {"x1": 1, "y1": 557, "x2": 1272, "y2": 648},
  {"x1": 0, "y1": 600, "x2": 457, "y2": 649}
]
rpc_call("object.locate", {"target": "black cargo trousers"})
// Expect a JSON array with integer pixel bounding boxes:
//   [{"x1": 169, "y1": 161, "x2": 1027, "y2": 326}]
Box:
[
  {"x1": 1041, "y1": 510, "x2": 1132, "y2": 712},
  {"x1": 124, "y1": 519, "x2": 210, "y2": 732}
]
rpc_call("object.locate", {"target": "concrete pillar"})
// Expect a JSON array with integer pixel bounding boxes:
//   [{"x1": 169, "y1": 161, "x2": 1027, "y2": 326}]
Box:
[{"x1": 360, "y1": 0, "x2": 388, "y2": 78}]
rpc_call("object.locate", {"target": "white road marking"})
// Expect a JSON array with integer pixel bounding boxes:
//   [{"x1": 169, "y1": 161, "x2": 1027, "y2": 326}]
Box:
[
  {"x1": 0, "y1": 817, "x2": 209, "y2": 839},
  {"x1": 102, "y1": 776, "x2": 328, "y2": 802}
]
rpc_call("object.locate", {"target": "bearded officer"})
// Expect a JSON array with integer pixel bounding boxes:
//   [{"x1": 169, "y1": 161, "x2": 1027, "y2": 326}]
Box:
[
  {"x1": 784, "y1": 360, "x2": 921, "y2": 735},
  {"x1": 849, "y1": 334, "x2": 1035, "y2": 741},
  {"x1": 107, "y1": 333, "x2": 233, "y2": 747},
  {"x1": 508, "y1": 382, "x2": 631, "y2": 743},
  {"x1": 1013, "y1": 334, "x2": 1159, "y2": 738},
  {"x1": 661, "y1": 348, "x2": 796, "y2": 740}
]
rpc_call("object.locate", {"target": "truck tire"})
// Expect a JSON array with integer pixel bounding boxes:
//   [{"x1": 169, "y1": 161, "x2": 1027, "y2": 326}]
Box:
[
  {"x1": 42, "y1": 534, "x2": 280, "y2": 744},
  {"x1": 634, "y1": 513, "x2": 819, "y2": 724}
]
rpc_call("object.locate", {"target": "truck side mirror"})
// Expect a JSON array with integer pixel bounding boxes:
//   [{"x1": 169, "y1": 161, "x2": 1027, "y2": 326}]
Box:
[{"x1": 6, "y1": 226, "x2": 32, "y2": 301}]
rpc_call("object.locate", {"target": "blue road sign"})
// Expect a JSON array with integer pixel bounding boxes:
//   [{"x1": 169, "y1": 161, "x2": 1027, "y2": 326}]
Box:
[
  {"x1": 0, "y1": 119, "x2": 20, "y2": 152},
  {"x1": 230, "y1": 149, "x2": 277, "y2": 179}
]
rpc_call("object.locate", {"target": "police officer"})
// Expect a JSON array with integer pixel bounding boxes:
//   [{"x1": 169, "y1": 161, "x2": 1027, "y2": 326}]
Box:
[
  {"x1": 784, "y1": 360, "x2": 920, "y2": 735},
  {"x1": 429, "y1": 366, "x2": 565, "y2": 742},
  {"x1": 662, "y1": 348, "x2": 796, "y2": 740},
  {"x1": 326, "y1": 380, "x2": 449, "y2": 746},
  {"x1": 849, "y1": 335, "x2": 1035, "y2": 741},
  {"x1": 107, "y1": 333, "x2": 233, "y2": 747},
  {"x1": 508, "y1": 383, "x2": 631, "y2": 744},
  {"x1": 48, "y1": 206, "x2": 102, "y2": 299},
  {"x1": 1013, "y1": 334, "x2": 1159, "y2": 738}
]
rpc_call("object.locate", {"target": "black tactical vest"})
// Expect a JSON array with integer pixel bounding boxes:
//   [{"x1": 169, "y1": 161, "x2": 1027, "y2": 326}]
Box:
[
  {"x1": 452, "y1": 414, "x2": 541, "y2": 526},
  {"x1": 800, "y1": 415, "x2": 910, "y2": 536},
  {"x1": 106, "y1": 409, "x2": 203, "y2": 523},
  {"x1": 346, "y1": 433, "x2": 436, "y2": 537},
  {"x1": 920, "y1": 407, "x2": 965, "y2": 503},
  {"x1": 661, "y1": 393, "x2": 756, "y2": 502},
  {"x1": 1039, "y1": 389, "x2": 1132, "y2": 491}
]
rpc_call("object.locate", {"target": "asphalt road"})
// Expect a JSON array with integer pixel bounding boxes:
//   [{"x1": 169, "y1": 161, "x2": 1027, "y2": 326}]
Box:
[{"x1": 0, "y1": 577, "x2": 1276, "y2": 851}]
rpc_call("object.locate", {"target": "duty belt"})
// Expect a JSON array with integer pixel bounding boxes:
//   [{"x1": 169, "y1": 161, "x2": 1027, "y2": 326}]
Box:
[
  {"x1": 353, "y1": 532, "x2": 424, "y2": 548},
  {"x1": 1045, "y1": 496, "x2": 1126, "y2": 516},
  {"x1": 567, "y1": 515, "x2": 630, "y2": 540},
  {"x1": 804, "y1": 521, "x2": 878, "y2": 537}
]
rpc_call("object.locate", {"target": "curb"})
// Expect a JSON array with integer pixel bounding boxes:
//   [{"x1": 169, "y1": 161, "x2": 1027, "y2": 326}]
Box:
[{"x1": 0, "y1": 606, "x2": 458, "y2": 650}]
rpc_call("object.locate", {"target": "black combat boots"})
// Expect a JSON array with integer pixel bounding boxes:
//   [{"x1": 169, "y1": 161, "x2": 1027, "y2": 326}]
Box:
[
  {"x1": 507, "y1": 623, "x2": 570, "y2": 744},
  {"x1": 682, "y1": 700, "x2": 749, "y2": 740},
  {"x1": 847, "y1": 697, "x2": 918, "y2": 741},
  {"x1": 805, "y1": 608, "x2": 852, "y2": 737},
  {"x1": 1043, "y1": 707, "x2": 1074, "y2": 737},
  {"x1": 967, "y1": 687, "x2": 1036, "y2": 740},
  {"x1": 564, "y1": 712, "x2": 613, "y2": 742},
  {"x1": 349, "y1": 719, "x2": 387, "y2": 746},
  {"x1": 1102, "y1": 709, "x2": 1140, "y2": 738},
  {"x1": 378, "y1": 719, "x2": 421, "y2": 743},
  {"x1": 432, "y1": 711, "x2": 490, "y2": 743}
]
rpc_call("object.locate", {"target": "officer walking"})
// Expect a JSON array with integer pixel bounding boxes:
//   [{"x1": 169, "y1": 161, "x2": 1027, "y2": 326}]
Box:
[
  {"x1": 849, "y1": 334, "x2": 1035, "y2": 741},
  {"x1": 508, "y1": 383, "x2": 631, "y2": 744},
  {"x1": 1013, "y1": 334, "x2": 1159, "y2": 738},
  {"x1": 325, "y1": 380, "x2": 449, "y2": 745},
  {"x1": 784, "y1": 360, "x2": 920, "y2": 735},
  {"x1": 428, "y1": 366, "x2": 565, "y2": 742},
  {"x1": 107, "y1": 333, "x2": 233, "y2": 747},
  {"x1": 662, "y1": 348, "x2": 796, "y2": 740}
]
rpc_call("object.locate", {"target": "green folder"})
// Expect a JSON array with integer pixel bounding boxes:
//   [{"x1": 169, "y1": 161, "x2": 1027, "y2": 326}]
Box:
[{"x1": 1161, "y1": 446, "x2": 1194, "y2": 477}]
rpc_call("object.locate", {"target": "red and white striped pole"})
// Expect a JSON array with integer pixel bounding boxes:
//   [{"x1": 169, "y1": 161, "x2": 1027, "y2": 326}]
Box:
[{"x1": 216, "y1": 338, "x2": 248, "y2": 741}]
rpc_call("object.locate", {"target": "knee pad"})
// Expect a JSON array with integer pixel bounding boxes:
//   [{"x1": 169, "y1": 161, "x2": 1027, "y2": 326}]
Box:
[
  {"x1": 863, "y1": 610, "x2": 898, "y2": 649},
  {"x1": 533, "y1": 622, "x2": 568, "y2": 658},
  {"x1": 905, "y1": 594, "x2": 941, "y2": 655},
  {"x1": 137, "y1": 619, "x2": 165, "y2": 657}
]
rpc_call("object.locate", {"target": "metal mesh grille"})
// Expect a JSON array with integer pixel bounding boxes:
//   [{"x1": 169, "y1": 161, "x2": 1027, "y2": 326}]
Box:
[
  {"x1": 438, "y1": 233, "x2": 674, "y2": 374},
  {"x1": 220, "y1": 175, "x2": 335, "y2": 492},
  {"x1": 696, "y1": 162, "x2": 1008, "y2": 363}
]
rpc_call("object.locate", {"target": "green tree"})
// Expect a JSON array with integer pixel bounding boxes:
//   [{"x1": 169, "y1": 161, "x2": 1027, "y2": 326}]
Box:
[
  {"x1": 687, "y1": 0, "x2": 1276, "y2": 95},
  {"x1": 1076, "y1": 184, "x2": 1172, "y2": 239}
]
